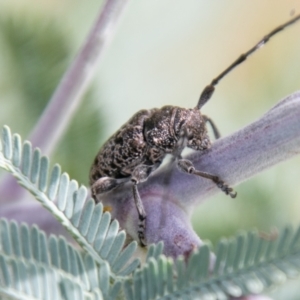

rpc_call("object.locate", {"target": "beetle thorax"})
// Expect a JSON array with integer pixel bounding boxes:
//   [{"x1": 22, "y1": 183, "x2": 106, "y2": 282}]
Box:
[{"x1": 144, "y1": 106, "x2": 211, "y2": 154}]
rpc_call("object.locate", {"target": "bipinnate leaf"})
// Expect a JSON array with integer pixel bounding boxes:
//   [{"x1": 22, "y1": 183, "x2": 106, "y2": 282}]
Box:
[{"x1": 0, "y1": 125, "x2": 139, "y2": 279}]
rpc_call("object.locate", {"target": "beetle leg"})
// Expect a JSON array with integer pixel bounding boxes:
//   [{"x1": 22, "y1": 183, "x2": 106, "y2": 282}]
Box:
[
  {"x1": 177, "y1": 158, "x2": 237, "y2": 198},
  {"x1": 91, "y1": 177, "x2": 127, "y2": 200},
  {"x1": 130, "y1": 164, "x2": 161, "y2": 247},
  {"x1": 131, "y1": 183, "x2": 147, "y2": 247},
  {"x1": 91, "y1": 175, "x2": 147, "y2": 246}
]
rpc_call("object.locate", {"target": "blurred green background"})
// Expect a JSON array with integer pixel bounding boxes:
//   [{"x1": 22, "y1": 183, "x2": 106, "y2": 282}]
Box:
[{"x1": 0, "y1": 1, "x2": 300, "y2": 297}]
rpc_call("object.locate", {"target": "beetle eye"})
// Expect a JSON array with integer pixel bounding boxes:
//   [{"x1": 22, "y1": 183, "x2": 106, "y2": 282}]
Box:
[{"x1": 187, "y1": 133, "x2": 194, "y2": 139}]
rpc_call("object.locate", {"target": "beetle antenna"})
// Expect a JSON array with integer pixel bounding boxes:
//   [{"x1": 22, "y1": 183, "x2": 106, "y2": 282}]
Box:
[{"x1": 196, "y1": 14, "x2": 300, "y2": 109}]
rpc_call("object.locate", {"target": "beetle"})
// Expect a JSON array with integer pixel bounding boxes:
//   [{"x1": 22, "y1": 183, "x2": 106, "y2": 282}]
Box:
[{"x1": 90, "y1": 15, "x2": 300, "y2": 247}]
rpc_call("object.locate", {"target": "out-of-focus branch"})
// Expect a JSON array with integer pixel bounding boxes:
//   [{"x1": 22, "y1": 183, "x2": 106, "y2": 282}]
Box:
[
  {"x1": 29, "y1": 0, "x2": 129, "y2": 154},
  {"x1": 0, "y1": 0, "x2": 129, "y2": 202}
]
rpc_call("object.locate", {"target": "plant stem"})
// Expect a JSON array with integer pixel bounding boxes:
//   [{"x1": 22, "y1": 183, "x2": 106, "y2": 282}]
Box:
[{"x1": 99, "y1": 91, "x2": 300, "y2": 256}]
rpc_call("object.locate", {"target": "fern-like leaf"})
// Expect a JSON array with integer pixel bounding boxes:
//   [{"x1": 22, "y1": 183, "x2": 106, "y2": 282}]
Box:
[
  {"x1": 0, "y1": 251, "x2": 106, "y2": 300},
  {"x1": 0, "y1": 125, "x2": 139, "y2": 279},
  {"x1": 123, "y1": 226, "x2": 300, "y2": 299},
  {"x1": 0, "y1": 219, "x2": 125, "y2": 299},
  {"x1": 0, "y1": 219, "x2": 121, "y2": 300}
]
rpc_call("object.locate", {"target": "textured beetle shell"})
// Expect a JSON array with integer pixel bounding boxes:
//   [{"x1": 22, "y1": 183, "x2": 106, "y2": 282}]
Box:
[
  {"x1": 89, "y1": 105, "x2": 210, "y2": 186},
  {"x1": 90, "y1": 109, "x2": 155, "y2": 184}
]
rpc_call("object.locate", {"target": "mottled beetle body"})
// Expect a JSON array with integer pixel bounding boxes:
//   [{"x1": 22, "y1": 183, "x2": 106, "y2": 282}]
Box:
[
  {"x1": 90, "y1": 15, "x2": 300, "y2": 246},
  {"x1": 90, "y1": 105, "x2": 234, "y2": 246},
  {"x1": 90, "y1": 106, "x2": 210, "y2": 185}
]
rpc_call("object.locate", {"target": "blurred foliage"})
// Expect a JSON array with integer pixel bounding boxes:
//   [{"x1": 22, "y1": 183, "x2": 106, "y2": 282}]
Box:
[
  {"x1": 0, "y1": 12, "x2": 104, "y2": 185},
  {"x1": 0, "y1": 15, "x2": 70, "y2": 119}
]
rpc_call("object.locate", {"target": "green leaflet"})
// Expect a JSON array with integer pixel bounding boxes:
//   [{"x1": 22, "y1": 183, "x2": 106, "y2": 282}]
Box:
[
  {"x1": 0, "y1": 125, "x2": 139, "y2": 281},
  {"x1": 0, "y1": 219, "x2": 117, "y2": 299},
  {"x1": 0, "y1": 250, "x2": 100, "y2": 300},
  {"x1": 126, "y1": 228, "x2": 300, "y2": 300}
]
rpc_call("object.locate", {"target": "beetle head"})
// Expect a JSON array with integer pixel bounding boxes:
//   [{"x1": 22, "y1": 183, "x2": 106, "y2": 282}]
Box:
[{"x1": 181, "y1": 108, "x2": 211, "y2": 151}]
